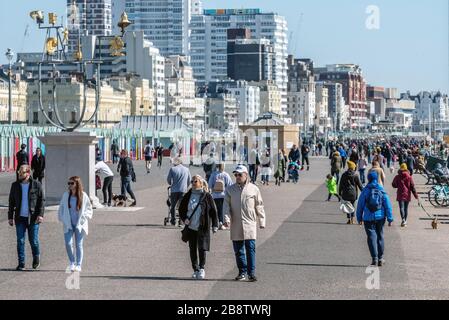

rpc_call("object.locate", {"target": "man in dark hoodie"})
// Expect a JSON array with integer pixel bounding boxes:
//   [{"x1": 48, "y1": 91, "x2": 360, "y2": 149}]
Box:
[
  {"x1": 339, "y1": 161, "x2": 363, "y2": 224},
  {"x1": 357, "y1": 171, "x2": 393, "y2": 267}
]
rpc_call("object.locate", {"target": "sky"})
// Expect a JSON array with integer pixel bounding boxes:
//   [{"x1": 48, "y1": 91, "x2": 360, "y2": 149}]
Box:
[{"x1": 0, "y1": 0, "x2": 448, "y2": 94}]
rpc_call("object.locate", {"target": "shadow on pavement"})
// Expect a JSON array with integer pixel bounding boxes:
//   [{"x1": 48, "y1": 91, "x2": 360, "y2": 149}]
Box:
[
  {"x1": 82, "y1": 275, "x2": 236, "y2": 282},
  {"x1": 266, "y1": 262, "x2": 367, "y2": 268},
  {"x1": 285, "y1": 221, "x2": 349, "y2": 226}
]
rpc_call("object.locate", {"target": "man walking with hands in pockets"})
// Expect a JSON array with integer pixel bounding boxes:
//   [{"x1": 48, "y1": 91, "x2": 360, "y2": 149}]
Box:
[{"x1": 223, "y1": 165, "x2": 266, "y2": 282}]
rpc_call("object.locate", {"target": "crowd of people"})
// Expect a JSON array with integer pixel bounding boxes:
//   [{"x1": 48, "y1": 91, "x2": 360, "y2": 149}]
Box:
[{"x1": 6, "y1": 136, "x2": 447, "y2": 280}]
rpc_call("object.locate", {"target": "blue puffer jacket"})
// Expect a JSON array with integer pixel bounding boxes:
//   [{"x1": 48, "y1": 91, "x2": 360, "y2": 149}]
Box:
[{"x1": 356, "y1": 171, "x2": 394, "y2": 223}]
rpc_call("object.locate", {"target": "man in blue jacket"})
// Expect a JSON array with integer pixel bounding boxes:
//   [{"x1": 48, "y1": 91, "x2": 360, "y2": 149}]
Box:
[{"x1": 356, "y1": 171, "x2": 394, "y2": 267}]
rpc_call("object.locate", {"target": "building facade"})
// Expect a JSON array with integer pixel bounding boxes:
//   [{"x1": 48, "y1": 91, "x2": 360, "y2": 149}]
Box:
[
  {"x1": 126, "y1": 0, "x2": 198, "y2": 56},
  {"x1": 190, "y1": 9, "x2": 288, "y2": 110},
  {"x1": 0, "y1": 76, "x2": 27, "y2": 124},
  {"x1": 315, "y1": 64, "x2": 368, "y2": 129},
  {"x1": 67, "y1": 0, "x2": 113, "y2": 54}
]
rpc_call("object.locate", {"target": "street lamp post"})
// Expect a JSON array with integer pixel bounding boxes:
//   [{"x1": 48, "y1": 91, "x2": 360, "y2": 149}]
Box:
[{"x1": 5, "y1": 48, "x2": 14, "y2": 125}]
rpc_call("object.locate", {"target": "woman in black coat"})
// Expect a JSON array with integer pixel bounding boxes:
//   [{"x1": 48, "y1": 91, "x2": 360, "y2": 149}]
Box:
[{"x1": 178, "y1": 175, "x2": 218, "y2": 280}]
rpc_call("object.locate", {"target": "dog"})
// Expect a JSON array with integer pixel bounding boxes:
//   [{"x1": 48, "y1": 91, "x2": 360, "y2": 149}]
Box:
[
  {"x1": 112, "y1": 194, "x2": 129, "y2": 207},
  {"x1": 431, "y1": 218, "x2": 439, "y2": 230}
]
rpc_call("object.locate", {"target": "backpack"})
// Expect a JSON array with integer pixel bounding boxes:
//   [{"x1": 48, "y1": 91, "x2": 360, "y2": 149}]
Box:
[
  {"x1": 213, "y1": 176, "x2": 225, "y2": 193},
  {"x1": 367, "y1": 188, "x2": 383, "y2": 213}
]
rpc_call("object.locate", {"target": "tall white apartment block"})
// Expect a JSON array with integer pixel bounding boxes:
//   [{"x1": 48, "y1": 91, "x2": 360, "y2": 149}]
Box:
[
  {"x1": 67, "y1": 0, "x2": 113, "y2": 54},
  {"x1": 190, "y1": 9, "x2": 288, "y2": 113},
  {"x1": 126, "y1": 0, "x2": 201, "y2": 56}
]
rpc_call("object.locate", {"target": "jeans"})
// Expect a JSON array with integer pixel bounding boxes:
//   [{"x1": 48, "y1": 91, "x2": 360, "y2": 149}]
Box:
[
  {"x1": 249, "y1": 164, "x2": 258, "y2": 183},
  {"x1": 121, "y1": 176, "x2": 136, "y2": 202},
  {"x1": 346, "y1": 200, "x2": 356, "y2": 219},
  {"x1": 112, "y1": 154, "x2": 119, "y2": 164},
  {"x1": 364, "y1": 219, "x2": 385, "y2": 261},
  {"x1": 170, "y1": 192, "x2": 185, "y2": 224},
  {"x1": 189, "y1": 230, "x2": 206, "y2": 272},
  {"x1": 233, "y1": 240, "x2": 256, "y2": 276},
  {"x1": 64, "y1": 227, "x2": 85, "y2": 267},
  {"x1": 398, "y1": 201, "x2": 410, "y2": 221},
  {"x1": 214, "y1": 198, "x2": 224, "y2": 224},
  {"x1": 102, "y1": 176, "x2": 113, "y2": 205},
  {"x1": 332, "y1": 170, "x2": 340, "y2": 185},
  {"x1": 157, "y1": 155, "x2": 163, "y2": 168},
  {"x1": 16, "y1": 217, "x2": 40, "y2": 265},
  {"x1": 359, "y1": 169, "x2": 366, "y2": 184}
]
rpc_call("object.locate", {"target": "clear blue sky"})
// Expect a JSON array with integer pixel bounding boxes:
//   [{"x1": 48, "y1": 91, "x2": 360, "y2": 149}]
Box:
[{"x1": 1, "y1": 0, "x2": 448, "y2": 93}]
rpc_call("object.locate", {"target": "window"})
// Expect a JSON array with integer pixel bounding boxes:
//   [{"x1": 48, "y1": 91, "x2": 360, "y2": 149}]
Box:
[
  {"x1": 33, "y1": 112, "x2": 39, "y2": 124},
  {"x1": 46, "y1": 112, "x2": 53, "y2": 124},
  {"x1": 70, "y1": 112, "x2": 77, "y2": 124}
]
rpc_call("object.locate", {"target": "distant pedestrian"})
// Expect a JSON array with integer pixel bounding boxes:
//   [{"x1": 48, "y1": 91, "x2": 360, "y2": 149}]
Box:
[
  {"x1": 95, "y1": 160, "x2": 114, "y2": 207},
  {"x1": 368, "y1": 161, "x2": 386, "y2": 187},
  {"x1": 16, "y1": 144, "x2": 29, "y2": 181},
  {"x1": 144, "y1": 140, "x2": 154, "y2": 174},
  {"x1": 117, "y1": 149, "x2": 137, "y2": 207},
  {"x1": 111, "y1": 141, "x2": 120, "y2": 164},
  {"x1": 339, "y1": 161, "x2": 363, "y2": 225},
  {"x1": 155, "y1": 144, "x2": 164, "y2": 168},
  {"x1": 202, "y1": 153, "x2": 216, "y2": 182},
  {"x1": 358, "y1": 156, "x2": 368, "y2": 185},
  {"x1": 356, "y1": 171, "x2": 394, "y2": 267},
  {"x1": 392, "y1": 163, "x2": 420, "y2": 228},
  {"x1": 301, "y1": 143, "x2": 310, "y2": 171},
  {"x1": 223, "y1": 165, "x2": 266, "y2": 282},
  {"x1": 179, "y1": 175, "x2": 218, "y2": 280},
  {"x1": 208, "y1": 164, "x2": 233, "y2": 229},
  {"x1": 31, "y1": 148, "x2": 45, "y2": 183},
  {"x1": 167, "y1": 157, "x2": 192, "y2": 226},
  {"x1": 58, "y1": 176, "x2": 93, "y2": 272},
  {"x1": 260, "y1": 150, "x2": 272, "y2": 186},
  {"x1": 8, "y1": 165, "x2": 44, "y2": 271},
  {"x1": 274, "y1": 149, "x2": 286, "y2": 186},
  {"x1": 331, "y1": 151, "x2": 342, "y2": 184},
  {"x1": 326, "y1": 174, "x2": 341, "y2": 202},
  {"x1": 248, "y1": 146, "x2": 260, "y2": 184}
]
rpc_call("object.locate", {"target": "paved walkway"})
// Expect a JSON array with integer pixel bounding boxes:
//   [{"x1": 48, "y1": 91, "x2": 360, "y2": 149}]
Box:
[{"x1": 1, "y1": 158, "x2": 449, "y2": 299}]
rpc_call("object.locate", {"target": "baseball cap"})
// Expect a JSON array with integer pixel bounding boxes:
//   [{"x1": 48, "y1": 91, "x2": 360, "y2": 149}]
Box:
[{"x1": 233, "y1": 165, "x2": 248, "y2": 174}]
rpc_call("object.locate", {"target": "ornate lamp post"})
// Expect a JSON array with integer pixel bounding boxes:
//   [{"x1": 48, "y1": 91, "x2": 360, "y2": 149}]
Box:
[
  {"x1": 5, "y1": 48, "x2": 14, "y2": 125},
  {"x1": 29, "y1": 8, "x2": 132, "y2": 205}
]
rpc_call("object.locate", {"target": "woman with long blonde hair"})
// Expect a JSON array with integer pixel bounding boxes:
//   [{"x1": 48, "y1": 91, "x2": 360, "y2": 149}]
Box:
[
  {"x1": 58, "y1": 176, "x2": 93, "y2": 272},
  {"x1": 178, "y1": 175, "x2": 218, "y2": 280}
]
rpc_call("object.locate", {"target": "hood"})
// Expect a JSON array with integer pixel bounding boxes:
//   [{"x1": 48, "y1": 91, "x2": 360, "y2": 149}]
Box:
[
  {"x1": 367, "y1": 171, "x2": 378, "y2": 184},
  {"x1": 399, "y1": 170, "x2": 411, "y2": 178}
]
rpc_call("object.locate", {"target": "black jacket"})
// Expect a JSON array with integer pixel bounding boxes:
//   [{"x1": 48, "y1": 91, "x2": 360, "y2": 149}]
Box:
[
  {"x1": 8, "y1": 178, "x2": 45, "y2": 224},
  {"x1": 339, "y1": 170, "x2": 363, "y2": 202},
  {"x1": 31, "y1": 155, "x2": 46, "y2": 178},
  {"x1": 179, "y1": 190, "x2": 218, "y2": 251},
  {"x1": 16, "y1": 150, "x2": 29, "y2": 170},
  {"x1": 289, "y1": 149, "x2": 300, "y2": 162},
  {"x1": 118, "y1": 157, "x2": 134, "y2": 178}
]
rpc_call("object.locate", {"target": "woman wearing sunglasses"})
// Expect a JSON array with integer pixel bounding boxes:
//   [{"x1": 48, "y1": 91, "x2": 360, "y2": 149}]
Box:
[
  {"x1": 178, "y1": 175, "x2": 218, "y2": 280},
  {"x1": 58, "y1": 176, "x2": 93, "y2": 272}
]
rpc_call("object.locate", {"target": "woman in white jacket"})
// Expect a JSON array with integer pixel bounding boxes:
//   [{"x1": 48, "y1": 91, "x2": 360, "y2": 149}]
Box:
[{"x1": 58, "y1": 176, "x2": 93, "y2": 272}]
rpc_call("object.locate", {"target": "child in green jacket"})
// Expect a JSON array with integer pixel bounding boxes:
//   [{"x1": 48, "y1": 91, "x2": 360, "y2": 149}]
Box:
[{"x1": 326, "y1": 174, "x2": 341, "y2": 202}]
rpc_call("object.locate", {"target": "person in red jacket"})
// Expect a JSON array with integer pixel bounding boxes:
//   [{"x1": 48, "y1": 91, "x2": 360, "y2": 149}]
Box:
[{"x1": 392, "y1": 163, "x2": 420, "y2": 228}]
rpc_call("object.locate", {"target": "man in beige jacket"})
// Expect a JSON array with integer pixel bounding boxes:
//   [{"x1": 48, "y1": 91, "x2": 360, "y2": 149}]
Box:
[{"x1": 223, "y1": 165, "x2": 266, "y2": 282}]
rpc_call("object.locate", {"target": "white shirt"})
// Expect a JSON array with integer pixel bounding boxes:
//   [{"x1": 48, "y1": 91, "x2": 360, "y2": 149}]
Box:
[{"x1": 95, "y1": 161, "x2": 114, "y2": 178}]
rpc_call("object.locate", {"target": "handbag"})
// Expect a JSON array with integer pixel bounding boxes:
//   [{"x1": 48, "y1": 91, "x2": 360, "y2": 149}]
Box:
[
  {"x1": 181, "y1": 194, "x2": 205, "y2": 243},
  {"x1": 340, "y1": 201, "x2": 355, "y2": 215}
]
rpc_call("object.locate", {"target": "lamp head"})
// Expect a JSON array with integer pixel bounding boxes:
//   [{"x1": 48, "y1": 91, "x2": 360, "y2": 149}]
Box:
[
  {"x1": 48, "y1": 13, "x2": 58, "y2": 25},
  {"x1": 30, "y1": 10, "x2": 44, "y2": 24},
  {"x1": 118, "y1": 12, "x2": 131, "y2": 35},
  {"x1": 5, "y1": 48, "x2": 14, "y2": 62}
]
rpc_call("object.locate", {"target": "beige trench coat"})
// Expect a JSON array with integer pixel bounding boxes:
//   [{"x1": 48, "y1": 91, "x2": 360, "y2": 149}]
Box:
[{"x1": 223, "y1": 182, "x2": 266, "y2": 241}]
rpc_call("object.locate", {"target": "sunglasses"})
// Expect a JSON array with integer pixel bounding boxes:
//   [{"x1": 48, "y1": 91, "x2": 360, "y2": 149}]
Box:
[
  {"x1": 68, "y1": 182, "x2": 75, "y2": 186},
  {"x1": 234, "y1": 173, "x2": 243, "y2": 177}
]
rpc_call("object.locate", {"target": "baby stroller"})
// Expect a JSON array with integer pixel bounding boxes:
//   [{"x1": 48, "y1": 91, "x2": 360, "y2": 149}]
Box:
[{"x1": 288, "y1": 162, "x2": 300, "y2": 184}]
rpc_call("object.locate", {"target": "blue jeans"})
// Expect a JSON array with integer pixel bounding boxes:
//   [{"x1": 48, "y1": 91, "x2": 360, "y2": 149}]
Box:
[
  {"x1": 249, "y1": 165, "x2": 258, "y2": 183},
  {"x1": 359, "y1": 169, "x2": 366, "y2": 184},
  {"x1": 121, "y1": 176, "x2": 136, "y2": 201},
  {"x1": 233, "y1": 240, "x2": 256, "y2": 276},
  {"x1": 16, "y1": 217, "x2": 40, "y2": 265},
  {"x1": 64, "y1": 227, "x2": 85, "y2": 266},
  {"x1": 398, "y1": 201, "x2": 409, "y2": 221},
  {"x1": 364, "y1": 219, "x2": 385, "y2": 261}
]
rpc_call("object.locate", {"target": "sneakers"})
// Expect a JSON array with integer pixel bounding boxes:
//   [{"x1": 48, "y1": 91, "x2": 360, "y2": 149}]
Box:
[
  {"x1": 129, "y1": 200, "x2": 137, "y2": 207},
  {"x1": 248, "y1": 275, "x2": 258, "y2": 282},
  {"x1": 16, "y1": 264, "x2": 25, "y2": 271},
  {"x1": 69, "y1": 263, "x2": 76, "y2": 272},
  {"x1": 235, "y1": 274, "x2": 247, "y2": 281},
  {"x1": 197, "y1": 269, "x2": 205, "y2": 280},
  {"x1": 378, "y1": 259, "x2": 386, "y2": 267},
  {"x1": 192, "y1": 271, "x2": 198, "y2": 279},
  {"x1": 32, "y1": 256, "x2": 40, "y2": 270},
  {"x1": 370, "y1": 259, "x2": 378, "y2": 266},
  {"x1": 347, "y1": 219, "x2": 352, "y2": 225},
  {"x1": 74, "y1": 265, "x2": 82, "y2": 272}
]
